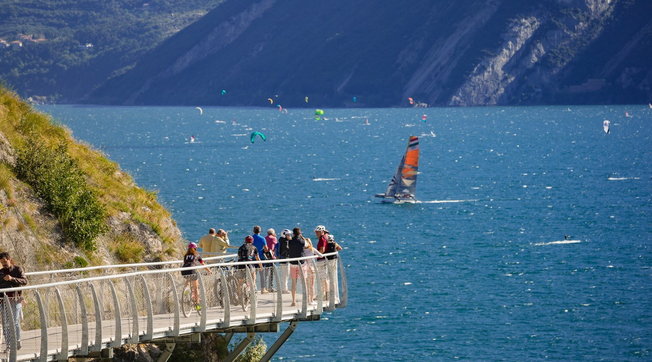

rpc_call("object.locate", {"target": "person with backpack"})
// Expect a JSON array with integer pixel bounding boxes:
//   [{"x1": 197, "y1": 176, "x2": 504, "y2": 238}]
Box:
[
  {"x1": 237, "y1": 235, "x2": 262, "y2": 294},
  {"x1": 323, "y1": 234, "x2": 343, "y2": 302},
  {"x1": 277, "y1": 229, "x2": 292, "y2": 294},
  {"x1": 289, "y1": 227, "x2": 316, "y2": 307}
]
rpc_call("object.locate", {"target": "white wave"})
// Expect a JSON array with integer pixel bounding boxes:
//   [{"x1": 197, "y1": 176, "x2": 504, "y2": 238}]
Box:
[
  {"x1": 312, "y1": 177, "x2": 341, "y2": 181},
  {"x1": 534, "y1": 240, "x2": 582, "y2": 246},
  {"x1": 231, "y1": 133, "x2": 247, "y2": 136},
  {"x1": 420, "y1": 199, "x2": 478, "y2": 204},
  {"x1": 608, "y1": 177, "x2": 640, "y2": 181}
]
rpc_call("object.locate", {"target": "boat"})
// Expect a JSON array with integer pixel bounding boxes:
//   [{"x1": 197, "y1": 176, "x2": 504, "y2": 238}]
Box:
[{"x1": 375, "y1": 136, "x2": 420, "y2": 204}]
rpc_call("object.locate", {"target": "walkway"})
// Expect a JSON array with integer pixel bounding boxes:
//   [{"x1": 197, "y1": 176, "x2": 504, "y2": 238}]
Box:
[{"x1": 1, "y1": 253, "x2": 347, "y2": 361}]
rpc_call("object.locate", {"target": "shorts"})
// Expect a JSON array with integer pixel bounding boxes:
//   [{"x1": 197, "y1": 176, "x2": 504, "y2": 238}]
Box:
[
  {"x1": 290, "y1": 264, "x2": 307, "y2": 279},
  {"x1": 182, "y1": 273, "x2": 198, "y2": 281}
]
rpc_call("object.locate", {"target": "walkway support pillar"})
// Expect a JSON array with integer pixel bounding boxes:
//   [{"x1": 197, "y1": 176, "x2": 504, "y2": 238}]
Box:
[
  {"x1": 157, "y1": 343, "x2": 176, "y2": 362},
  {"x1": 260, "y1": 321, "x2": 299, "y2": 362},
  {"x1": 224, "y1": 332, "x2": 255, "y2": 362}
]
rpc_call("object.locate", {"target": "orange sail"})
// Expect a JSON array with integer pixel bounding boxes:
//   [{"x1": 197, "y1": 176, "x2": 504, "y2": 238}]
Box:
[{"x1": 376, "y1": 136, "x2": 419, "y2": 202}]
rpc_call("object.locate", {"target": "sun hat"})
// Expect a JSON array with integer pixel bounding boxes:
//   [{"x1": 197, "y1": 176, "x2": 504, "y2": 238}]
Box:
[{"x1": 314, "y1": 225, "x2": 326, "y2": 232}]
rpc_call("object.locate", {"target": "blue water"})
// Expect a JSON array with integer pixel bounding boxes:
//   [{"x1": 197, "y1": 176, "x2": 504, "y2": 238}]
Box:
[{"x1": 40, "y1": 105, "x2": 652, "y2": 360}]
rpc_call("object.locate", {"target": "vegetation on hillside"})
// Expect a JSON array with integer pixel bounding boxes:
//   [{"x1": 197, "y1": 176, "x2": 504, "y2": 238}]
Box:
[
  {"x1": 15, "y1": 141, "x2": 106, "y2": 250},
  {"x1": 0, "y1": 0, "x2": 223, "y2": 101},
  {"x1": 0, "y1": 86, "x2": 179, "y2": 257}
]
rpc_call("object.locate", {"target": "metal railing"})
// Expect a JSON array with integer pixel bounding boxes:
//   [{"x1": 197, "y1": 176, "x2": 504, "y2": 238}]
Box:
[
  {"x1": 1, "y1": 253, "x2": 346, "y2": 362},
  {"x1": 24, "y1": 254, "x2": 238, "y2": 283}
]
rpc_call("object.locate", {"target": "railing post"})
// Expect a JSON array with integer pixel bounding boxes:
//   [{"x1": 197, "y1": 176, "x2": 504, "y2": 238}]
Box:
[
  {"x1": 108, "y1": 280, "x2": 122, "y2": 347},
  {"x1": 197, "y1": 271, "x2": 207, "y2": 332},
  {"x1": 337, "y1": 255, "x2": 348, "y2": 308},
  {"x1": 219, "y1": 268, "x2": 230, "y2": 328},
  {"x1": 3, "y1": 294, "x2": 18, "y2": 362},
  {"x1": 124, "y1": 278, "x2": 139, "y2": 343},
  {"x1": 299, "y1": 261, "x2": 308, "y2": 318},
  {"x1": 54, "y1": 288, "x2": 69, "y2": 361},
  {"x1": 311, "y1": 259, "x2": 323, "y2": 313},
  {"x1": 272, "y1": 263, "x2": 282, "y2": 321},
  {"x1": 75, "y1": 285, "x2": 89, "y2": 355},
  {"x1": 165, "y1": 273, "x2": 180, "y2": 336},
  {"x1": 34, "y1": 291, "x2": 48, "y2": 362},
  {"x1": 138, "y1": 275, "x2": 153, "y2": 340},
  {"x1": 89, "y1": 282, "x2": 102, "y2": 352},
  {"x1": 247, "y1": 265, "x2": 256, "y2": 323}
]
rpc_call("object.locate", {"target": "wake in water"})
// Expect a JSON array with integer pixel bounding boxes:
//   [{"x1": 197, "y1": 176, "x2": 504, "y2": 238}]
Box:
[
  {"x1": 419, "y1": 199, "x2": 478, "y2": 204},
  {"x1": 534, "y1": 240, "x2": 582, "y2": 246},
  {"x1": 313, "y1": 177, "x2": 341, "y2": 181},
  {"x1": 607, "y1": 177, "x2": 640, "y2": 181}
]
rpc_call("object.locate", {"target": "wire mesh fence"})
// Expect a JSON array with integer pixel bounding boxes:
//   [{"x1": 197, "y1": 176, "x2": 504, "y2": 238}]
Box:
[{"x1": 0, "y1": 253, "x2": 346, "y2": 361}]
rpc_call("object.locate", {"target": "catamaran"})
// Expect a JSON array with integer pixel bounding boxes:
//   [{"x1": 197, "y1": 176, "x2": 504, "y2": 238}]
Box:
[{"x1": 375, "y1": 136, "x2": 420, "y2": 204}]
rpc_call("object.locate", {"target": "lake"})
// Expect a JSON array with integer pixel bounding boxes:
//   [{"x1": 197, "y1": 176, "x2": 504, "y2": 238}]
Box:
[{"x1": 40, "y1": 104, "x2": 652, "y2": 360}]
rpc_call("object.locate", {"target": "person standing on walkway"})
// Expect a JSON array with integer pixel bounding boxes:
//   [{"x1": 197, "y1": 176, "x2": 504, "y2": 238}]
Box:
[
  {"x1": 251, "y1": 226, "x2": 269, "y2": 293},
  {"x1": 288, "y1": 228, "x2": 305, "y2": 306},
  {"x1": 315, "y1": 225, "x2": 330, "y2": 299},
  {"x1": 0, "y1": 252, "x2": 27, "y2": 351},
  {"x1": 277, "y1": 229, "x2": 292, "y2": 293},
  {"x1": 323, "y1": 234, "x2": 343, "y2": 302},
  {"x1": 264, "y1": 228, "x2": 278, "y2": 291},
  {"x1": 198, "y1": 228, "x2": 217, "y2": 254},
  {"x1": 213, "y1": 229, "x2": 238, "y2": 255}
]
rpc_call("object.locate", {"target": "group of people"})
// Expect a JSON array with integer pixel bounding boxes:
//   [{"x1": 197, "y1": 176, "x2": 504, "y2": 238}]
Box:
[{"x1": 184, "y1": 224, "x2": 342, "y2": 308}]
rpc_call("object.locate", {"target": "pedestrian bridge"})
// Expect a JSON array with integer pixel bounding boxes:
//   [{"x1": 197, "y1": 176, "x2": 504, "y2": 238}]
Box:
[{"x1": 1, "y1": 253, "x2": 347, "y2": 362}]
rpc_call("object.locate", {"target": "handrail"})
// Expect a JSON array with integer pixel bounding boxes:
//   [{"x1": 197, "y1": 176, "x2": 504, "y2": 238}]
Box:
[
  {"x1": 0, "y1": 251, "x2": 345, "y2": 361},
  {"x1": 2, "y1": 252, "x2": 340, "y2": 292},
  {"x1": 25, "y1": 253, "x2": 238, "y2": 276}
]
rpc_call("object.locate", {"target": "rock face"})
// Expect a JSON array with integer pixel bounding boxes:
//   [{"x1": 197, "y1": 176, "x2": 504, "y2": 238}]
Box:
[
  {"x1": 450, "y1": 16, "x2": 542, "y2": 106},
  {"x1": 87, "y1": 0, "x2": 652, "y2": 107},
  {"x1": 0, "y1": 132, "x2": 16, "y2": 166}
]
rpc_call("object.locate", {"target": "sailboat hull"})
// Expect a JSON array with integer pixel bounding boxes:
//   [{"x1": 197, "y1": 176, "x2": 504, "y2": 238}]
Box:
[{"x1": 380, "y1": 198, "x2": 419, "y2": 204}]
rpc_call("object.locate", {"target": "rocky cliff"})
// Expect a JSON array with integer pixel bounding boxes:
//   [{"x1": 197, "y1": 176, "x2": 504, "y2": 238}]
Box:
[
  {"x1": 86, "y1": 0, "x2": 652, "y2": 107},
  {"x1": 0, "y1": 87, "x2": 184, "y2": 272}
]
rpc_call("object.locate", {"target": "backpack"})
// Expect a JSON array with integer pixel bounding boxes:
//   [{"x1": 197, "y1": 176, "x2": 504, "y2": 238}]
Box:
[
  {"x1": 325, "y1": 241, "x2": 339, "y2": 260},
  {"x1": 238, "y1": 244, "x2": 256, "y2": 261}
]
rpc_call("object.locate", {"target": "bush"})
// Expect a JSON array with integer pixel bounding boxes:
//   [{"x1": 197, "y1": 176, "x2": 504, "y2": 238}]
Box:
[
  {"x1": 15, "y1": 139, "x2": 106, "y2": 250},
  {"x1": 111, "y1": 232, "x2": 145, "y2": 263}
]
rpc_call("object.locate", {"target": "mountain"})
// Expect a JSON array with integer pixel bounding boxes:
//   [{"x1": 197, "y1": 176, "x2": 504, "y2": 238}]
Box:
[
  {"x1": 0, "y1": 86, "x2": 184, "y2": 271},
  {"x1": 87, "y1": 0, "x2": 652, "y2": 107},
  {"x1": 0, "y1": 0, "x2": 224, "y2": 103}
]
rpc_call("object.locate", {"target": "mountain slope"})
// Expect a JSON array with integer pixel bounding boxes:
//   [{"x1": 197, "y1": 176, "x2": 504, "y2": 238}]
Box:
[
  {"x1": 0, "y1": 0, "x2": 224, "y2": 102},
  {"x1": 0, "y1": 86, "x2": 184, "y2": 271},
  {"x1": 88, "y1": 0, "x2": 652, "y2": 107}
]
